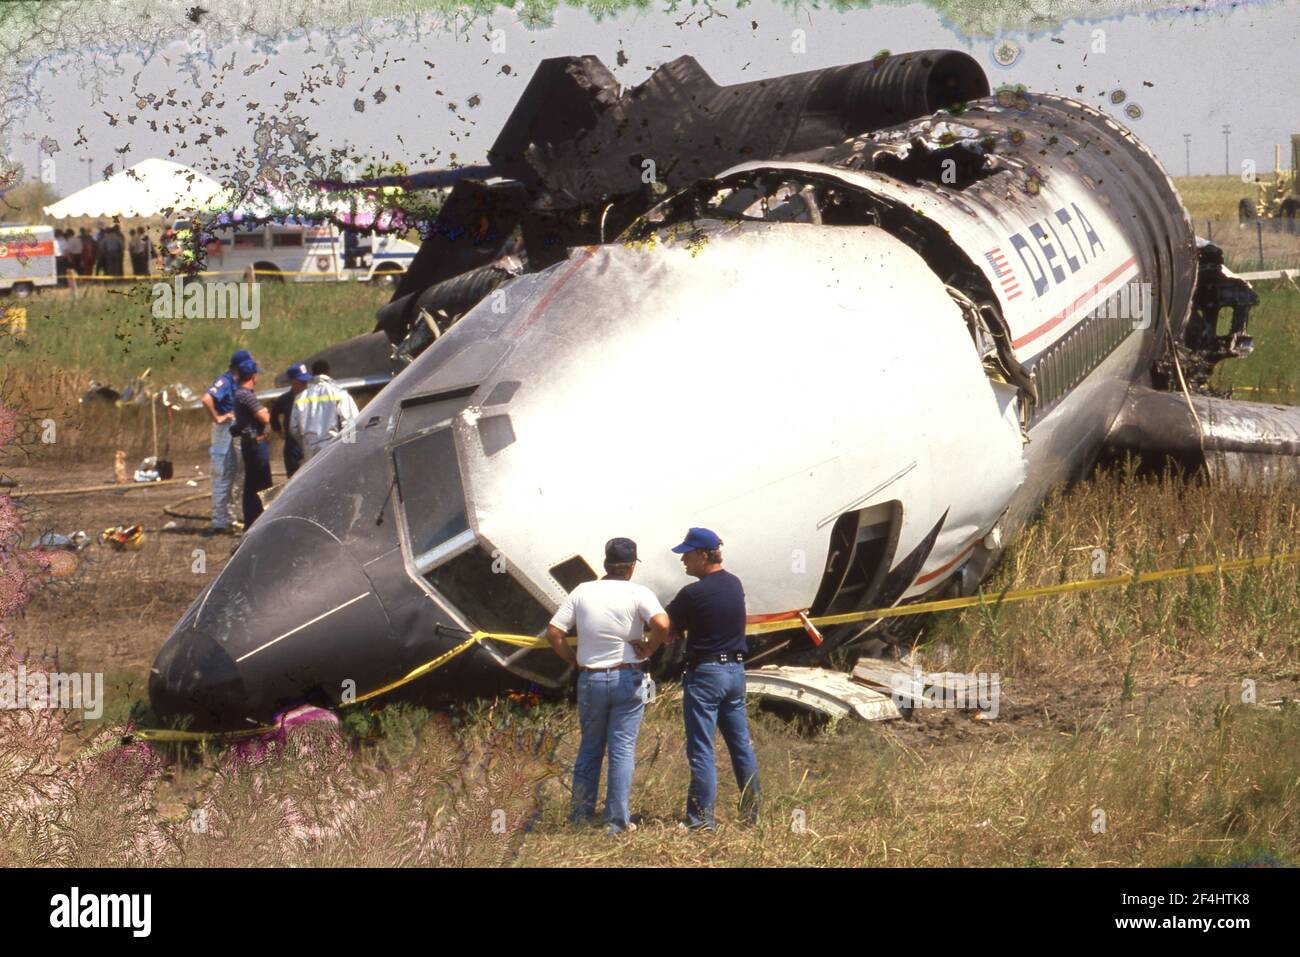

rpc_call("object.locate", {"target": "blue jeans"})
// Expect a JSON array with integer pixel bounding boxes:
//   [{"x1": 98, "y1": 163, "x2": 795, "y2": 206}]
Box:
[
  {"x1": 572, "y1": 668, "x2": 646, "y2": 833},
  {"x1": 209, "y1": 423, "x2": 240, "y2": 528},
  {"x1": 682, "y1": 661, "x2": 760, "y2": 829}
]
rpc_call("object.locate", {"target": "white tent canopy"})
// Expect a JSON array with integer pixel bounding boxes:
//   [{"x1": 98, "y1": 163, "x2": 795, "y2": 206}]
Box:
[{"x1": 42, "y1": 158, "x2": 225, "y2": 220}]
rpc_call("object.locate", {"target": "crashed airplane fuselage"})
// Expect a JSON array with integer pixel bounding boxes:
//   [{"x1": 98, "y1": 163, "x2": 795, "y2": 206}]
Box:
[{"x1": 151, "y1": 56, "x2": 1286, "y2": 730}]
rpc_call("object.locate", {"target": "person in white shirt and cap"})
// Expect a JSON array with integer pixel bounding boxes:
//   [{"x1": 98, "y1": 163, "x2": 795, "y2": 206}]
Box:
[
  {"x1": 290, "y1": 360, "x2": 360, "y2": 461},
  {"x1": 546, "y1": 537, "x2": 670, "y2": 834}
]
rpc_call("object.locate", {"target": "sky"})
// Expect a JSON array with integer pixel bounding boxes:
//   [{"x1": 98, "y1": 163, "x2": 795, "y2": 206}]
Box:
[{"x1": 9, "y1": 0, "x2": 1300, "y2": 201}]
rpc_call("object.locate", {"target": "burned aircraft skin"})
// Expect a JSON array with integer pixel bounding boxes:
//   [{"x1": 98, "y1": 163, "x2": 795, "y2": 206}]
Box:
[{"x1": 152, "y1": 51, "x2": 1298, "y2": 730}]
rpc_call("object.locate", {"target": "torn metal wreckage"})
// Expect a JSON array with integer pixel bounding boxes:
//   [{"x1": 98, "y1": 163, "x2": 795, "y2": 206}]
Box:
[{"x1": 148, "y1": 50, "x2": 1300, "y2": 731}]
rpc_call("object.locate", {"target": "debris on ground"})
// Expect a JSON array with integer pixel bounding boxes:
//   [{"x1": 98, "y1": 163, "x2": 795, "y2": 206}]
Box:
[
  {"x1": 133, "y1": 456, "x2": 174, "y2": 482},
  {"x1": 99, "y1": 524, "x2": 145, "y2": 551},
  {"x1": 32, "y1": 530, "x2": 89, "y2": 551}
]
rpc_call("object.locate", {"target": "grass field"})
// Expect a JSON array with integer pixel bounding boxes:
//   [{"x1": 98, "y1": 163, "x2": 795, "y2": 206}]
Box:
[
  {"x1": 1172, "y1": 175, "x2": 1259, "y2": 221},
  {"x1": 2, "y1": 281, "x2": 389, "y2": 462},
  {"x1": 1171, "y1": 175, "x2": 1300, "y2": 272},
  {"x1": 1209, "y1": 281, "x2": 1300, "y2": 400},
  {"x1": 7, "y1": 281, "x2": 387, "y2": 386},
  {"x1": 3, "y1": 467, "x2": 1298, "y2": 867},
  {"x1": 3, "y1": 247, "x2": 1300, "y2": 869}
]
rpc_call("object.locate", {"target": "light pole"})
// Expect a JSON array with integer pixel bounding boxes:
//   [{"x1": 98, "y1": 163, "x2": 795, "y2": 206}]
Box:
[
  {"x1": 1222, "y1": 124, "x2": 1231, "y2": 176},
  {"x1": 81, "y1": 157, "x2": 93, "y2": 185},
  {"x1": 1183, "y1": 133, "x2": 1191, "y2": 177}
]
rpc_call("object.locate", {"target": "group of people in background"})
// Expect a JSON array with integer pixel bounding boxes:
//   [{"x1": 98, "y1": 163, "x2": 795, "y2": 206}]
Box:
[
  {"x1": 203, "y1": 350, "x2": 359, "y2": 533},
  {"x1": 53, "y1": 223, "x2": 158, "y2": 281}
]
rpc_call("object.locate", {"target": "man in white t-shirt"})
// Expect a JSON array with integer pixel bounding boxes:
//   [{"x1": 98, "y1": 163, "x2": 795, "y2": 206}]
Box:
[{"x1": 546, "y1": 537, "x2": 669, "y2": 834}]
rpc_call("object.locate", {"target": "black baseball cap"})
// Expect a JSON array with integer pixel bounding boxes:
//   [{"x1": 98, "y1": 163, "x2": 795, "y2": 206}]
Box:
[{"x1": 604, "y1": 537, "x2": 639, "y2": 564}]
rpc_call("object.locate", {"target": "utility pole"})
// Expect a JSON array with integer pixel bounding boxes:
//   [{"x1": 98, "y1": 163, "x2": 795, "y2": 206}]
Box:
[
  {"x1": 1222, "y1": 124, "x2": 1231, "y2": 176},
  {"x1": 1183, "y1": 133, "x2": 1192, "y2": 177},
  {"x1": 81, "y1": 157, "x2": 93, "y2": 185}
]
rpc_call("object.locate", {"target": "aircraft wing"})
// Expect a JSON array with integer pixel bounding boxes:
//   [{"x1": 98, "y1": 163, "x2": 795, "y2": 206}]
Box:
[
  {"x1": 253, "y1": 373, "x2": 394, "y2": 406},
  {"x1": 1106, "y1": 386, "x2": 1300, "y2": 483}
]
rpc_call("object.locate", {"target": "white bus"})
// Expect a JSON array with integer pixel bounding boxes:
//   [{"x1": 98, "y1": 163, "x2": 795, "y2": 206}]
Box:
[
  {"x1": 175, "y1": 219, "x2": 419, "y2": 284},
  {"x1": 0, "y1": 224, "x2": 57, "y2": 297}
]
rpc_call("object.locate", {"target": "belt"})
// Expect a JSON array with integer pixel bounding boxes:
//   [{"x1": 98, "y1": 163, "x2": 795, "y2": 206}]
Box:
[
  {"x1": 685, "y1": 651, "x2": 747, "y2": 669},
  {"x1": 580, "y1": 662, "x2": 646, "y2": 673}
]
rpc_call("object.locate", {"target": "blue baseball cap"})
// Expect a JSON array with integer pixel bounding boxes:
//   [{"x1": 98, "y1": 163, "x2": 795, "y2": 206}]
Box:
[
  {"x1": 286, "y1": 362, "x2": 312, "y2": 382},
  {"x1": 236, "y1": 358, "x2": 260, "y2": 380},
  {"x1": 671, "y1": 527, "x2": 723, "y2": 553},
  {"x1": 230, "y1": 349, "x2": 252, "y2": 368}
]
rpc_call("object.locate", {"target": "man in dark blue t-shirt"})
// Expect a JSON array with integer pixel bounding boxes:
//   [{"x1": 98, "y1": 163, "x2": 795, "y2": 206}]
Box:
[
  {"x1": 658, "y1": 527, "x2": 760, "y2": 829},
  {"x1": 269, "y1": 362, "x2": 311, "y2": 478},
  {"x1": 231, "y1": 358, "x2": 272, "y2": 528}
]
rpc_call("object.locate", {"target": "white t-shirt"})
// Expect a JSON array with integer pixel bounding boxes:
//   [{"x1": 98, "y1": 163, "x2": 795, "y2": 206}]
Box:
[{"x1": 549, "y1": 578, "x2": 666, "y2": 668}]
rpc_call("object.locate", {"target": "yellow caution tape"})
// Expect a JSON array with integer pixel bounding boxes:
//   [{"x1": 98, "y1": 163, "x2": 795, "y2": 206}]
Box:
[
  {"x1": 131, "y1": 726, "x2": 271, "y2": 742},
  {"x1": 64, "y1": 268, "x2": 382, "y2": 281},
  {"x1": 130, "y1": 631, "x2": 564, "y2": 742},
  {"x1": 1228, "y1": 384, "x2": 1298, "y2": 396},
  {"x1": 128, "y1": 550, "x2": 1300, "y2": 742},
  {"x1": 746, "y1": 549, "x2": 1300, "y2": 636}
]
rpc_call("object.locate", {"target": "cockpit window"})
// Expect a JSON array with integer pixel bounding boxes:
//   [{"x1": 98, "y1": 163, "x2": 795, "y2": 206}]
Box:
[
  {"x1": 424, "y1": 545, "x2": 551, "y2": 635},
  {"x1": 392, "y1": 427, "x2": 469, "y2": 559}
]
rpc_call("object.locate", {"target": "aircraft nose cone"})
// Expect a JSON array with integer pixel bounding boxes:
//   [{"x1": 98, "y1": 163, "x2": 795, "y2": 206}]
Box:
[
  {"x1": 149, "y1": 516, "x2": 391, "y2": 731},
  {"x1": 149, "y1": 628, "x2": 246, "y2": 731}
]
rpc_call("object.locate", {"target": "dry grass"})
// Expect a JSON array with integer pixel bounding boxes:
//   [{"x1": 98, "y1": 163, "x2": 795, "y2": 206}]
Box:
[
  {"x1": 4, "y1": 271, "x2": 1300, "y2": 868},
  {"x1": 1, "y1": 468, "x2": 1297, "y2": 867},
  {"x1": 3, "y1": 278, "x2": 387, "y2": 464},
  {"x1": 514, "y1": 693, "x2": 1300, "y2": 867},
  {"x1": 2, "y1": 363, "x2": 213, "y2": 466},
  {"x1": 1196, "y1": 219, "x2": 1300, "y2": 272},
  {"x1": 1170, "y1": 175, "x2": 1300, "y2": 271},
  {"x1": 513, "y1": 468, "x2": 1300, "y2": 866},
  {"x1": 1174, "y1": 175, "x2": 1259, "y2": 221}
]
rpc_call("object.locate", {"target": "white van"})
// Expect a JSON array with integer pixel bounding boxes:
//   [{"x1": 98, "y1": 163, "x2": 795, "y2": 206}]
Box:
[
  {"x1": 177, "y1": 219, "x2": 419, "y2": 284},
  {"x1": 0, "y1": 224, "x2": 57, "y2": 297}
]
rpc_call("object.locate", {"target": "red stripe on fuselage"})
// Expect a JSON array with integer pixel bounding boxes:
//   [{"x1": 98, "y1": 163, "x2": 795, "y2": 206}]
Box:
[
  {"x1": 1010, "y1": 256, "x2": 1138, "y2": 350},
  {"x1": 914, "y1": 539, "x2": 979, "y2": 587},
  {"x1": 511, "y1": 246, "x2": 598, "y2": 340}
]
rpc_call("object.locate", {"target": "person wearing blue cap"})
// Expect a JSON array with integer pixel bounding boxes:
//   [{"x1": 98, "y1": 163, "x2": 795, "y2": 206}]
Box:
[
  {"x1": 641, "y1": 527, "x2": 760, "y2": 829},
  {"x1": 230, "y1": 358, "x2": 273, "y2": 528},
  {"x1": 291, "y1": 359, "x2": 361, "y2": 462},
  {"x1": 269, "y1": 363, "x2": 312, "y2": 478},
  {"x1": 545, "y1": 537, "x2": 670, "y2": 834},
  {"x1": 200, "y1": 349, "x2": 252, "y2": 533}
]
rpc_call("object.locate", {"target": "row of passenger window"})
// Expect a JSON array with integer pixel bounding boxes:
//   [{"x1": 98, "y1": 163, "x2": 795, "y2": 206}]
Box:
[{"x1": 1031, "y1": 306, "x2": 1136, "y2": 414}]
